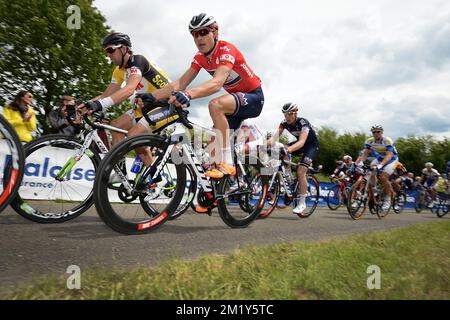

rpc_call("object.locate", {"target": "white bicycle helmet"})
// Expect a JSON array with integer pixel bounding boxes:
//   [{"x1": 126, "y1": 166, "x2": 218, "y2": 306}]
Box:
[{"x1": 282, "y1": 102, "x2": 298, "y2": 113}]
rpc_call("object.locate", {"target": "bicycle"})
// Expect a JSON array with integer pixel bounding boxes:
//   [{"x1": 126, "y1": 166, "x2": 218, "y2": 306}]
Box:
[
  {"x1": 0, "y1": 114, "x2": 25, "y2": 213},
  {"x1": 93, "y1": 102, "x2": 268, "y2": 235},
  {"x1": 347, "y1": 165, "x2": 392, "y2": 219},
  {"x1": 258, "y1": 146, "x2": 320, "y2": 219}
]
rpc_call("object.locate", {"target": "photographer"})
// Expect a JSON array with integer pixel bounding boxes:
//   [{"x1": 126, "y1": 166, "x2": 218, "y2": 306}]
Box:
[{"x1": 47, "y1": 95, "x2": 80, "y2": 135}]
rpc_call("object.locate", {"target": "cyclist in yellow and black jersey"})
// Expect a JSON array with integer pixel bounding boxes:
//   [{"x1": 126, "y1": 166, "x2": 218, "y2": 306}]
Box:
[{"x1": 78, "y1": 32, "x2": 171, "y2": 166}]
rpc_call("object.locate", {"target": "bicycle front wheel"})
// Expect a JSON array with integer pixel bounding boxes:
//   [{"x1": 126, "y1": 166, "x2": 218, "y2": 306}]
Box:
[
  {"x1": 294, "y1": 175, "x2": 320, "y2": 218},
  {"x1": 94, "y1": 134, "x2": 186, "y2": 235},
  {"x1": 10, "y1": 134, "x2": 100, "y2": 223},
  {"x1": 347, "y1": 179, "x2": 367, "y2": 220},
  {"x1": 0, "y1": 115, "x2": 25, "y2": 213},
  {"x1": 258, "y1": 171, "x2": 281, "y2": 219}
]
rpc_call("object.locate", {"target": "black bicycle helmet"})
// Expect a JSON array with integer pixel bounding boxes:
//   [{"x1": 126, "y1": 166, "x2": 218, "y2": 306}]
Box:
[{"x1": 102, "y1": 32, "x2": 132, "y2": 48}]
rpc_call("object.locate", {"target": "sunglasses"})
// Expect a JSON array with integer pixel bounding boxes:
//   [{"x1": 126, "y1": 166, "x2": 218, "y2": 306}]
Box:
[
  {"x1": 191, "y1": 29, "x2": 210, "y2": 39},
  {"x1": 284, "y1": 112, "x2": 297, "y2": 116},
  {"x1": 372, "y1": 131, "x2": 382, "y2": 134},
  {"x1": 104, "y1": 45, "x2": 122, "y2": 54}
]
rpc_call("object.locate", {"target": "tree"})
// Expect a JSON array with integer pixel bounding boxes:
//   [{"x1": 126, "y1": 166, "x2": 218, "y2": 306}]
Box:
[
  {"x1": 0, "y1": 0, "x2": 112, "y2": 133},
  {"x1": 314, "y1": 127, "x2": 343, "y2": 173}
]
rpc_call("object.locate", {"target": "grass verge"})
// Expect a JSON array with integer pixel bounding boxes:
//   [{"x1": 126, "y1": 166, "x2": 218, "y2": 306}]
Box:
[{"x1": 4, "y1": 221, "x2": 450, "y2": 299}]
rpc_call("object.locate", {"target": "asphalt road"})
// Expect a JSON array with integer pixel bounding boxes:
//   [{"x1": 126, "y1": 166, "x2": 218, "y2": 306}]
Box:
[{"x1": 0, "y1": 204, "x2": 446, "y2": 294}]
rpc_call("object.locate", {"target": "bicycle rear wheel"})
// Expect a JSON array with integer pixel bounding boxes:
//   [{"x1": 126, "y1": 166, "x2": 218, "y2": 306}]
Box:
[
  {"x1": 0, "y1": 115, "x2": 25, "y2": 213},
  {"x1": 94, "y1": 134, "x2": 186, "y2": 235},
  {"x1": 10, "y1": 134, "x2": 100, "y2": 223}
]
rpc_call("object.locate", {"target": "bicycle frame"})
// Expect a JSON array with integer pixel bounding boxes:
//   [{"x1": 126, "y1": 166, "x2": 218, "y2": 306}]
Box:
[{"x1": 55, "y1": 119, "x2": 129, "y2": 184}]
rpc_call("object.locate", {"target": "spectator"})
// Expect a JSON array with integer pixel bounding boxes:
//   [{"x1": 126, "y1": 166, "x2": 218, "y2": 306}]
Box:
[
  {"x1": 47, "y1": 95, "x2": 79, "y2": 135},
  {"x1": 3, "y1": 90, "x2": 37, "y2": 143}
]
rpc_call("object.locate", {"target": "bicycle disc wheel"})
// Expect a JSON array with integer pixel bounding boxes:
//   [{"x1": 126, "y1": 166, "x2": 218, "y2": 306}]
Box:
[
  {"x1": 10, "y1": 134, "x2": 100, "y2": 223},
  {"x1": 0, "y1": 115, "x2": 25, "y2": 213},
  {"x1": 94, "y1": 134, "x2": 186, "y2": 234},
  {"x1": 294, "y1": 175, "x2": 320, "y2": 218},
  {"x1": 326, "y1": 184, "x2": 341, "y2": 211},
  {"x1": 217, "y1": 156, "x2": 268, "y2": 228}
]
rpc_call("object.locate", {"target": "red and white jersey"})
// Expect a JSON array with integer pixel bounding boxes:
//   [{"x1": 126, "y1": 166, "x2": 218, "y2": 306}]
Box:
[{"x1": 190, "y1": 40, "x2": 261, "y2": 93}]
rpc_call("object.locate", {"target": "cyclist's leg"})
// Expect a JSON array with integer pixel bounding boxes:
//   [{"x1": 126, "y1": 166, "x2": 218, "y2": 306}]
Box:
[
  {"x1": 380, "y1": 160, "x2": 397, "y2": 207},
  {"x1": 128, "y1": 118, "x2": 154, "y2": 166},
  {"x1": 293, "y1": 145, "x2": 317, "y2": 213},
  {"x1": 208, "y1": 94, "x2": 237, "y2": 166}
]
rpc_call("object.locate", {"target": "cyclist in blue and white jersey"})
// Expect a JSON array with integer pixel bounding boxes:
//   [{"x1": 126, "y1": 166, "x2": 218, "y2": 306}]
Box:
[{"x1": 355, "y1": 125, "x2": 399, "y2": 211}]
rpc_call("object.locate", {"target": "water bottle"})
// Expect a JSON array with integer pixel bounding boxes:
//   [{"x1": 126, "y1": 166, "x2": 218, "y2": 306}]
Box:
[{"x1": 131, "y1": 155, "x2": 144, "y2": 174}]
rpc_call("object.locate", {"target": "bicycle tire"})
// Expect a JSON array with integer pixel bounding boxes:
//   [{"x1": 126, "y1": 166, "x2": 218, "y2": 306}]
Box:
[
  {"x1": 258, "y1": 171, "x2": 281, "y2": 219},
  {"x1": 295, "y1": 174, "x2": 320, "y2": 218},
  {"x1": 94, "y1": 134, "x2": 186, "y2": 234},
  {"x1": 0, "y1": 114, "x2": 25, "y2": 213},
  {"x1": 347, "y1": 179, "x2": 367, "y2": 220}
]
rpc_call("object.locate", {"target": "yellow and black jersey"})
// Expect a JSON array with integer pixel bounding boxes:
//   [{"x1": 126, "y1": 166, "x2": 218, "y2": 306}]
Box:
[{"x1": 111, "y1": 54, "x2": 171, "y2": 118}]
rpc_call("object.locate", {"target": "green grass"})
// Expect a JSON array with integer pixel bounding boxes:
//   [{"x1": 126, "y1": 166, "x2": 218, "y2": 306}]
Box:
[{"x1": 4, "y1": 221, "x2": 450, "y2": 300}]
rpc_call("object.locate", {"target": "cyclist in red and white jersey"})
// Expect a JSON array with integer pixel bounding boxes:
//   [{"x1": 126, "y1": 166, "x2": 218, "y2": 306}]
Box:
[{"x1": 134, "y1": 13, "x2": 264, "y2": 179}]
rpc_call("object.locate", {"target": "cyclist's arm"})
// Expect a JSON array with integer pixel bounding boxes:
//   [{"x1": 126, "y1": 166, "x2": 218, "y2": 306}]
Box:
[
  {"x1": 105, "y1": 74, "x2": 142, "y2": 104},
  {"x1": 154, "y1": 67, "x2": 199, "y2": 100},
  {"x1": 287, "y1": 129, "x2": 308, "y2": 153},
  {"x1": 266, "y1": 127, "x2": 284, "y2": 146},
  {"x1": 184, "y1": 65, "x2": 230, "y2": 99}
]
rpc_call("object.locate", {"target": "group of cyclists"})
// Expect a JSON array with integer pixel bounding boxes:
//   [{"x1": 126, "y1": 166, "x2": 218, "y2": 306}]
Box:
[
  {"x1": 73, "y1": 13, "x2": 323, "y2": 216},
  {"x1": 2, "y1": 13, "x2": 449, "y2": 224},
  {"x1": 329, "y1": 142, "x2": 450, "y2": 214}
]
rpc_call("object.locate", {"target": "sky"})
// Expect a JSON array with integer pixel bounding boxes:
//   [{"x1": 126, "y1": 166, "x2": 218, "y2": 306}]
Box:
[{"x1": 94, "y1": 0, "x2": 450, "y2": 140}]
